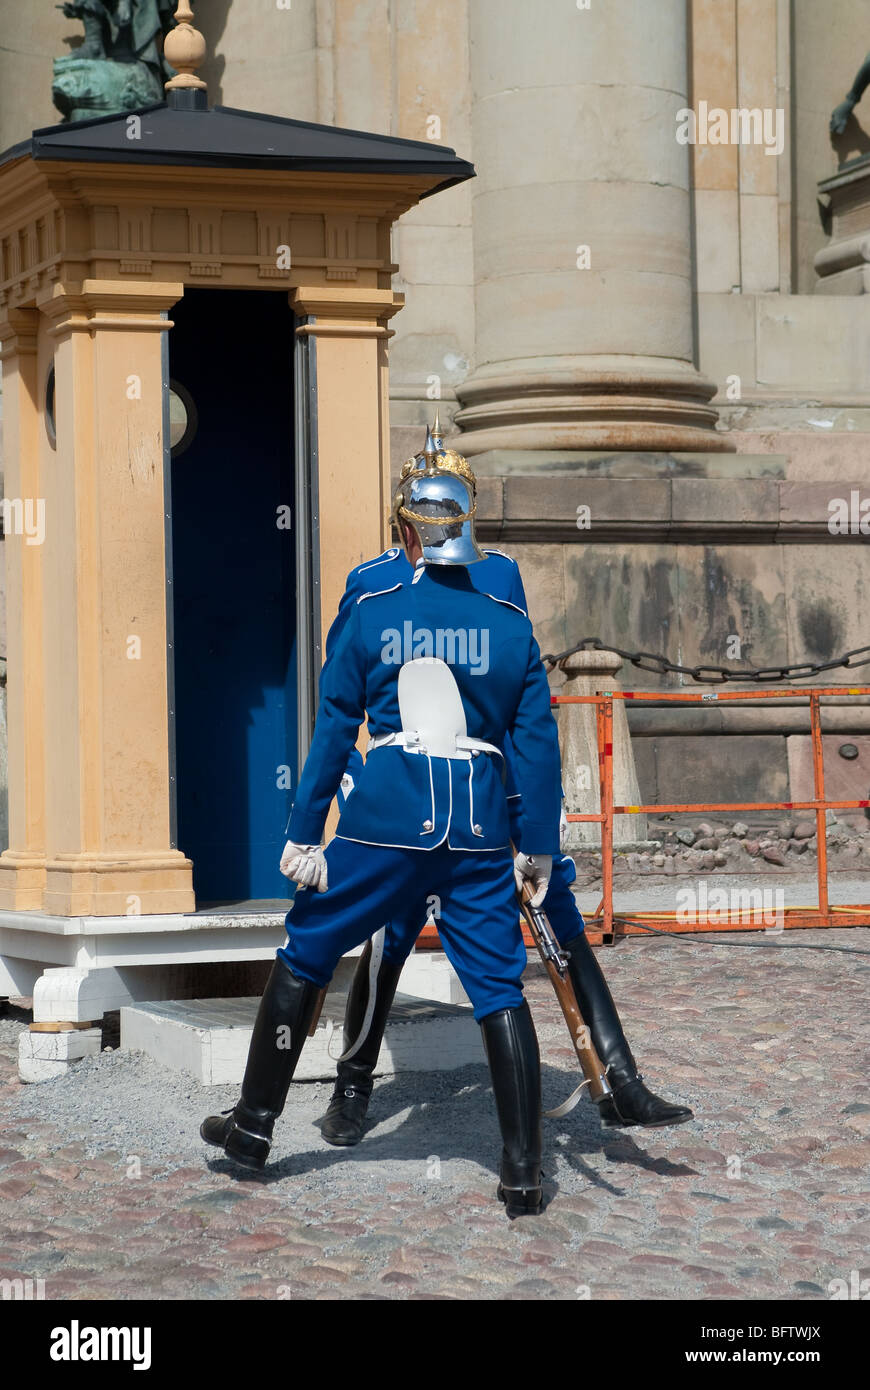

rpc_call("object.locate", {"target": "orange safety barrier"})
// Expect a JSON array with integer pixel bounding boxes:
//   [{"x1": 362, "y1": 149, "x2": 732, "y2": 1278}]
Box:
[
  {"x1": 556, "y1": 684, "x2": 870, "y2": 946},
  {"x1": 416, "y1": 685, "x2": 870, "y2": 950}
]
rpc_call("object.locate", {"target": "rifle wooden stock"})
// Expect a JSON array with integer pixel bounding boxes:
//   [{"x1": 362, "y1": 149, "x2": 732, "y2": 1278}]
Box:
[{"x1": 518, "y1": 879, "x2": 613, "y2": 1107}]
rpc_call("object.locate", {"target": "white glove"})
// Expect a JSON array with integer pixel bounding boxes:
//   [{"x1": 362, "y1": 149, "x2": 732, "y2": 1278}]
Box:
[
  {"x1": 280, "y1": 841, "x2": 328, "y2": 892},
  {"x1": 513, "y1": 852, "x2": 552, "y2": 908},
  {"x1": 559, "y1": 805, "x2": 569, "y2": 852}
]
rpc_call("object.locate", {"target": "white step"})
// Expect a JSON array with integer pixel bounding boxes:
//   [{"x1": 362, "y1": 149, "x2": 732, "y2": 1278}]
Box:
[
  {"x1": 400, "y1": 950, "x2": 470, "y2": 1005},
  {"x1": 120, "y1": 991, "x2": 482, "y2": 1085}
]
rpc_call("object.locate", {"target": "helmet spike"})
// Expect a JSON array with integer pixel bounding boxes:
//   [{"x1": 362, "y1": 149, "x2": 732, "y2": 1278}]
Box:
[
  {"x1": 422, "y1": 425, "x2": 438, "y2": 466},
  {"x1": 431, "y1": 408, "x2": 443, "y2": 446}
]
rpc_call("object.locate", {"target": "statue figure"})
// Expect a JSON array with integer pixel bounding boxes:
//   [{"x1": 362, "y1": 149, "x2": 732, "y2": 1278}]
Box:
[
  {"x1": 831, "y1": 53, "x2": 870, "y2": 135},
  {"x1": 53, "y1": 0, "x2": 177, "y2": 123}
]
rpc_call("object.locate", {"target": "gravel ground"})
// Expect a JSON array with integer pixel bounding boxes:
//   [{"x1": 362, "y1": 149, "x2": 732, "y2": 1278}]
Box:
[{"x1": 1, "y1": 925, "x2": 869, "y2": 1301}]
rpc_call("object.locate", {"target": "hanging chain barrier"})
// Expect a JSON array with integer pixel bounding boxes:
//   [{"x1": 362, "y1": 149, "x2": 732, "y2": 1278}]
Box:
[{"x1": 541, "y1": 637, "x2": 870, "y2": 685}]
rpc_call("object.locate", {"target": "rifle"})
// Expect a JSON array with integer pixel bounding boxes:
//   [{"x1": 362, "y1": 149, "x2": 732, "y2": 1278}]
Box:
[{"x1": 517, "y1": 878, "x2": 614, "y2": 1118}]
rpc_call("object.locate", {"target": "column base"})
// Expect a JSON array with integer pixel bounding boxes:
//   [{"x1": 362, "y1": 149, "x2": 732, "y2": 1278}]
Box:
[
  {"x1": 0, "y1": 852, "x2": 47, "y2": 911},
  {"x1": 453, "y1": 356, "x2": 733, "y2": 454},
  {"x1": 41, "y1": 851, "x2": 195, "y2": 917}
]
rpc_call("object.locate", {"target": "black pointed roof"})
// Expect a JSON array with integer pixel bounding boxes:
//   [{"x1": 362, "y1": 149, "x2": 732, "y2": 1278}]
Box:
[{"x1": 0, "y1": 100, "x2": 474, "y2": 198}]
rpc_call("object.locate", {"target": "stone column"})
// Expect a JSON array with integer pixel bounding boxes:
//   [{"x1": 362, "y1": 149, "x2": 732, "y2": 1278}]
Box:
[
  {"x1": 557, "y1": 650, "x2": 647, "y2": 848},
  {"x1": 26, "y1": 280, "x2": 194, "y2": 916},
  {"x1": 387, "y1": 0, "x2": 476, "y2": 466},
  {"x1": 0, "y1": 309, "x2": 46, "y2": 908},
  {"x1": 456, "y1": 0, "x2": 723, "y2": 454}
]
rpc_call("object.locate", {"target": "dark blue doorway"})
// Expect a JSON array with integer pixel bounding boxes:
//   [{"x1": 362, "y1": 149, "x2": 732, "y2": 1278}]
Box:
[{"x1": 168, "y1": 289, "x2": 296, "y2": 903}]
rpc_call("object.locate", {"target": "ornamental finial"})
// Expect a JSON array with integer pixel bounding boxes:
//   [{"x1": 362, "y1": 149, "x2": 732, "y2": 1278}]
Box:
[{"x1": 164, "y1": 1, "x2": 207, "y2": 95}]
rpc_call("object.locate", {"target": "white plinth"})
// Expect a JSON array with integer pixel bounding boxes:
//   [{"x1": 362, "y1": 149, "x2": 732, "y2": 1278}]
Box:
[
  {"x1": 120, "y1": 992, "x2": 482, "y2": 1085},
  {"x1": 18, "y1": 1027, "x2": 102, "y2": 1083},
  {"x1": 0, "y1": 906, "x2": 468, "y2": 1026}
]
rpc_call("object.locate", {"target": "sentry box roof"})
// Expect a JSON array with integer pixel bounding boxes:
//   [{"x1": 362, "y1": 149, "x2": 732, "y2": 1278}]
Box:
[{"x1": 0, "y1": 100, "x2": 474, "y2": 199}]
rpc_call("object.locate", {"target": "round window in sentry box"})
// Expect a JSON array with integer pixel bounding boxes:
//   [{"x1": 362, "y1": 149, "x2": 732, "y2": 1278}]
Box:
[{"x1": 168, "y1": 379, "x2": 198, "y2": 458}]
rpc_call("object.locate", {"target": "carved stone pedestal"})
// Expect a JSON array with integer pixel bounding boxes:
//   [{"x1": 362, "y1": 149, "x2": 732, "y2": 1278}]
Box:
[
  {"x1": 556, "y1": 649, "x2": 648, "y2": 850},
  {"x1": 816, "y1": 155, "x2": 870, "y2": 294}
]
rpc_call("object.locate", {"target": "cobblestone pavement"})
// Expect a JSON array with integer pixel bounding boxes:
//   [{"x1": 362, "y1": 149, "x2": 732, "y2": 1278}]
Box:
[{"x1": 1, "y1": 927, "x2": 869, "y2": 1301}]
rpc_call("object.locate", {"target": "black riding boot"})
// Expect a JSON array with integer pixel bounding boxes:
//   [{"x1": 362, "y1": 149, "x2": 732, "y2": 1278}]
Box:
[
  {"x1": 201, "y1": 958, "x2": 321, "y2": 1170},
  {"x1": 562, "y1": 932, "x2": 693, "y2": 1129},
  {"x1": 480, "y1": 1001, "x2": 543, "y2": 1218},
  {"x1": 320, "y1": 939, "x2": 404, "y2": 1146}
]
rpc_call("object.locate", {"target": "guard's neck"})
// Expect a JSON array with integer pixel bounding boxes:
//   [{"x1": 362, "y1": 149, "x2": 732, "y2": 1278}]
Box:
[{"x1": 415, "y1": 563, "x2": 474, "y2": 591}]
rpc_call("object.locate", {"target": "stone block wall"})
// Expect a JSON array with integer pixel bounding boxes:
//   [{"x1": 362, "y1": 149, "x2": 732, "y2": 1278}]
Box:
[{"x1": 383, "y1": 449, "x2": 870, "y2": 822}]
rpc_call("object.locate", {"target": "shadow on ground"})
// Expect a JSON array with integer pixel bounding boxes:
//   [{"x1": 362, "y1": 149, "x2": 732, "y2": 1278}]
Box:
[{"x1": 203, "y1": 1061, "x2": 699, "y2": 1204}]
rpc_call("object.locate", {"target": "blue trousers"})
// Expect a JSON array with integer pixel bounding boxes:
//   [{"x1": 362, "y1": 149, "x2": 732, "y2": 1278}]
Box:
[
  {"x1": 378, "y1": 851, "x2": 584, "y2": 964},
  {"x1": 279, "y1": 837, "x2": 527, "y2": 1020}
]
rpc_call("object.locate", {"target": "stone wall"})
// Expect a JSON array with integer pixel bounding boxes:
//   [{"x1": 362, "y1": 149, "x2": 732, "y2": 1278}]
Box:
[{"x1": 458, "y1": 456, "x2": 870, "y2": 817}]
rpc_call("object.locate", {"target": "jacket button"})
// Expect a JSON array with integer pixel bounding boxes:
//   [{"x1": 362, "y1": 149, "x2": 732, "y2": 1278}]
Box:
[
  {"x1": 473, "y1": 823, "x2": 483, "y2": 835},
  {"x1": 422, "y1": 819, "x2": 433, "y2": 831}
]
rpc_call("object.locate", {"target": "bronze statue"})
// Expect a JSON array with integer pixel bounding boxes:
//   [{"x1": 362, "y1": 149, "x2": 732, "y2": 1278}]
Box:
[
  {"x1": 53, "y1": 0, "x2": 176, "y2": 122},
  {"x1": 831, "y1": 53, "x2": 870, "y2": 135}
]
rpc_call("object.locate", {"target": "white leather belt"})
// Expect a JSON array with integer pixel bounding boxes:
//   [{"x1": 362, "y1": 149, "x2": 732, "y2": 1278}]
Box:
[{"x1": 368, "y1": 731, "x2": 504, "y2": 761}]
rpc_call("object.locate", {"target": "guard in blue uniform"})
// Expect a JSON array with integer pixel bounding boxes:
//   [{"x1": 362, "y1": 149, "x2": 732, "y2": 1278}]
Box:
[
  {"x1": 318, "y1": 424, "x2": 692, "y2": 1147},
  {"x1": 202, "y1": 427, "x2": 563, "y2": 1216}
]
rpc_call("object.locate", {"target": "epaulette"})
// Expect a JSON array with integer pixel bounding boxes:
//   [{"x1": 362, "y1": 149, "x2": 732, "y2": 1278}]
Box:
[
  {"x1": 355, "y1": 548, "x2": 402, "y2": 576},
  {"x1": 482, "y1": 546, "x2": 516, "y2": 564}
]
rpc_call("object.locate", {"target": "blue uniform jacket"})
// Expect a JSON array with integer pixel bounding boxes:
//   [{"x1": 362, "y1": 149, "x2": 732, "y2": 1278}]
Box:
[
  {"x1": 289, "y1": 562, "x2": 562, "y2": 855},
  {"x1": 320, "y1": 547, "x2": 528, "y2": 823}
]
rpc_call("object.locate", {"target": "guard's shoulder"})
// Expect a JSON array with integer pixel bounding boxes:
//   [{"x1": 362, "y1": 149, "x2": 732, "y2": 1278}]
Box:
[
  {"x1": 356, "y1": 582, "x2": 403, "y2": 606},
  {"x1": 481, "y1": 546, "x2": 518, "y2": 567},
  {"x1": 476, "y1": 551, "x2": 527, "y2": 613},
  {"x1": 346, "y1": 548, "x2": 404, "y2": 588}
]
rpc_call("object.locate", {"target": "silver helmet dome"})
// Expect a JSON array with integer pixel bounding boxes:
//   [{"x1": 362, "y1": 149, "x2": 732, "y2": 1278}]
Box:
[{"x1": 392, "y1": 424, "x2": 484, "y2": 566}]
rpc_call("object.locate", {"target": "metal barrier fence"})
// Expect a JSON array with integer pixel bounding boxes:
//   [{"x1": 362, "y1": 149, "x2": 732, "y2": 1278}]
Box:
[
  {"x1": 416, "y1": 685, "x2": 870, "y2": 950},
  {"x1": 558, "y1": 685, "x2": 870, "y2": 945}
]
